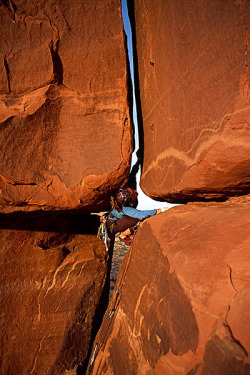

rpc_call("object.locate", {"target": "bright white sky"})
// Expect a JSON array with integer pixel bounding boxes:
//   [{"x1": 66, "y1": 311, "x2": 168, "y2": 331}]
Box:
[{"x1": 121, "y1": 0, "x2": 178, "y2": 210}]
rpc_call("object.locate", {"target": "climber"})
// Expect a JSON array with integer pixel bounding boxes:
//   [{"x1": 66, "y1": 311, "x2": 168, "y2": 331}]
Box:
[{"x1": 107, "y1": 188, "x2": 167, "y2": 244}]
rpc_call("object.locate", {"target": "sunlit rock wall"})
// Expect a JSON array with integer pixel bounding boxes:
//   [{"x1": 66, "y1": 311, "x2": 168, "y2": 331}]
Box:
[
  {"x1": 0, "y1": 0, "x2": 132, "y2": 212},
  {"x1": 133, "y1": 0, "x2": 250, "y2": 202},
  {"x1": 89, "y1": 195, "x2": 250, "y2": 374},
  {"x1": 86, "y1": 2, "x2": 250, "y2": 374},
  {"x1": 0, "y1": 1, "x2": 130, "y2": 373}
]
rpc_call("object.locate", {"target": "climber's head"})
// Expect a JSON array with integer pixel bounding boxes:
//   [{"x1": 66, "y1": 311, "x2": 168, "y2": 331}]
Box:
[{"x1": 110, "y1": 188, "x2": 138, "y2": 212}]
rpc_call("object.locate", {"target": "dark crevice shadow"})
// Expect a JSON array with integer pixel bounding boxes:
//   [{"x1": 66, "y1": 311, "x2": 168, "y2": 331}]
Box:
[
  {"x1": 49, "y1": 261, "x2": 112, "y2": 375},
  {"x1": 49, "y1": 39, "x2": 64, "y2": 85},
  {"x1": 0, "y1": 209, "x2": 100, "y2": 234},
  {"x1": 4, "y1": 54, "x2": 11, "y2": 93},
  {"x1": 77, "y1": 238, "x2": 114, "y2": 374}
]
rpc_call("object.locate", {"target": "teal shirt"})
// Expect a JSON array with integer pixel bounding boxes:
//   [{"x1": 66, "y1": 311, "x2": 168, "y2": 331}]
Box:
[{"x1": 111, "y1": 206, "x2": 157, "y2": 220}]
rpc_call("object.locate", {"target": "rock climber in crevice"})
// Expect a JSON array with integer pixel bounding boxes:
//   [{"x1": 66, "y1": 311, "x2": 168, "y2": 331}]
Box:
[{"x1": 107, "y1": 187, "x2": 166, "y2": 244}]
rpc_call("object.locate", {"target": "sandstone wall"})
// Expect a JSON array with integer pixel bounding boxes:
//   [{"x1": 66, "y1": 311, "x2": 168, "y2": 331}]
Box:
[
  {"x1": 2, "y1": 1, "x2": 250, "y2": 374},
  {"x1": 89, "y1": 195, "x2": 250, "y2": 374},
  {"x1": 0, "y1": 1, "x2": 131, "y2": 373},
  {"x1": 0, "y1": 0, "x2": 132, "y2": 212},
  {"x1": 133, "y1": 0, "x2": 250, "y2": 202},
  {"x1": 86, "y1": 2, "x2": 250, "y2": 374},
  {"x1": 0, "y1": 213, "x2": 109, "y2": 374}
]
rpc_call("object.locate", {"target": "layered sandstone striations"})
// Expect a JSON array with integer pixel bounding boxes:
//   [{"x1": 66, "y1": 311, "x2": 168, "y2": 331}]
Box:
[
  {"x1": 131, "y1": 0, "x2": 250, "y2": 201},
  {"x1": 0, "y1": 0, "x2": 132, "y2": 212},
  {"x1": 89, "y1": 196, "x2": 250, "y2": 374},
  {"x1": 0, "y1": 213, "x2": 109, "y2": 374}
]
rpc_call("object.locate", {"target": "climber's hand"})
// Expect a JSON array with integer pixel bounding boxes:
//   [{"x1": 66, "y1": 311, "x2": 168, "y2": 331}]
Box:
[
  {"x1": 156, "y1": 207, "x2": 168, "y2": 214},
  {"x1": 160, "y1": 207, "x2": 168, "y2": 212}
]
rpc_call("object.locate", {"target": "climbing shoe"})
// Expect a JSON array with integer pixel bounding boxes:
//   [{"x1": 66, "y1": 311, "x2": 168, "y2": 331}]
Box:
[{"x1": 119, "y1": 235, "x2": 132, "y2": 244}]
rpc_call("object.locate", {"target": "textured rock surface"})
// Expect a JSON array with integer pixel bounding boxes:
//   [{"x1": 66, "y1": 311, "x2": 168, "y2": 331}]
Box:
[
  {"x1": 0, "y1": 214, "x2": 109, "y2": 375},
  {"x1": 0, "y1": 0, "x2": 132, "y2": 212},
  {"x1": 132, "y1": 0, "x2": 250, "y2": 201},
  {"x1": 88, "y1": 195, "x2": 250, "y2": 374}
]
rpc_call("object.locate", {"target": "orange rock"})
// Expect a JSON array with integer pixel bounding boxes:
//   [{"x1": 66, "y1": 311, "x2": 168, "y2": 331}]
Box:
[
  {"x1": 0, "y1": 0, "x2": 132, "y2": 212},
  {"x1": 132, "y1": 0, "x2": 250, "y2": 202},
  {"x1": 0, "y1": 214, "x2": 109, "y2": 374},
  {"x1": 88, "y1": 195, "x2": 250, "y2": 374}
]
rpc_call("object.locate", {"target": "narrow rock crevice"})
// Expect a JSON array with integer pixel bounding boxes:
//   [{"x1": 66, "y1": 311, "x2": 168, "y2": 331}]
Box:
[
  {"x1": 77, "y1": 255, "x2": 112, "y2": 375},
  {"x1": 3, "y1": 54, "x2": 11, "y2": 93},
  {"x1": 5, "y1": 181, "x2": 37, "y2": 186},
  {"x1": 44, "y1": 11, "x2": 64, "y2": 85},
  {"x1": 120, "y1": 0, "x2": 144, "y2": 191},
  {"x1": 226, "y1": 264, "x2": 238, "y2": 293},
  {"x1": 244, "y1": 26, "x2": 248, "y2": 68},
  {"x1": 1, "y1": 0, "x2": 17, "y2": 20},
  {"x1": 0, "y1": 174, "x2": 37, "y2": 186},
  {"x1": 126, "y1": 0, "x2": 144, "y2": 172},
  {"x1": 224, "y1": 312, "x2": 248, "y2": 358},
  {"x1": 49, "y1": 39, "x2": 63, "y2": 85}
]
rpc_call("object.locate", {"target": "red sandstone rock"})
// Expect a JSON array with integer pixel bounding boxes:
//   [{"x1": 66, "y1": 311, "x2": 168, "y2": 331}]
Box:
[
  {"x1": 0, "y1": 0, "x2": 132, "y2": 212},
  {"x1": 88, "y1": 195, "x2": 250, "y2": 374},
  {"x1": 0, "y1": 219, "x2": 108, "y2": 375},
  {"x1": 132, "y1": 0, "x2": 250, "y2": 201}
]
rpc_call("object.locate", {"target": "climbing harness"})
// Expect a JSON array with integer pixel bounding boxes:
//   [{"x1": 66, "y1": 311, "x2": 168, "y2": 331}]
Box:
[{"x1": 97, "y1": 213, "x2": 111, "y2": 251}]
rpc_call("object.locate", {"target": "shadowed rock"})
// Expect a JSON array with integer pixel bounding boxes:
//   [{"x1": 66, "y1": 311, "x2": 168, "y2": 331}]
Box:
[
  {"x1": 88, "y1": 195, "x2": 250, "y2": 374},
  {"x1": 0, "y1": 219, "x2": 110, "y2": 374}
]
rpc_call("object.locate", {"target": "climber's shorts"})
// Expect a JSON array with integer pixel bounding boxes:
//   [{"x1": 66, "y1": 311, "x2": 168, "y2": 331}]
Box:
[{"x1": 107, "y1": 216, "x2": 140, "y2": 235}]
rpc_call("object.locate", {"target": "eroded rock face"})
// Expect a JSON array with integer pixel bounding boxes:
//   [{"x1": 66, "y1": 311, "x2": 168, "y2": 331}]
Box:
[
  {"x1": 0, "y1": 0, "x2": 132, "y2": 212},
  {"x1": 88, "y1": 195, "x2": 250, "y2": 374},
  {"x1": 0, "y1": 214, "x2": 109, "y2": 374},
  {"x1": 132, "y1": 0, "x2": 250, "y2": 201}
]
